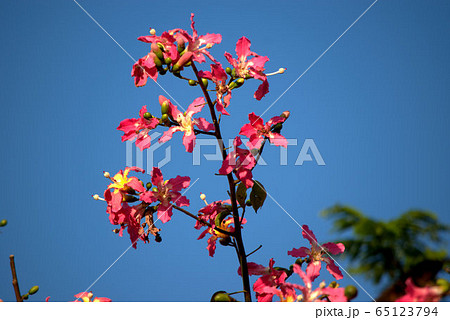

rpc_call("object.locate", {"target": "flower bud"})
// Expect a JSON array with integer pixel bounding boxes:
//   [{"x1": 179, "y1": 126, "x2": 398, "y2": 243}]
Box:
[
  {"x1": 328, "y1": 281, "x2": 338, "y2": 288},
  {"x1": 210, "y1": 291, "x2": 235, "y2": 302},
  {"x1": 344, "y1": 285, "x2": 358, "y2": 300},
  {"x1": 28, "y1": 286, "x2": 39, "y2": 295},
  {"x1": 235, "y1": 78, "x2": 245, "y2": 87},
  {"x1": 436, "y1": 278, "x2": 450, "y2": 293},
  {"x1": 177, "y1": 39, "x2": 185, "y2": 53},
  {"x1": 113, "y1": 228, "x2": 120, "y2": 234},
  {"x1": 219, "y1": 236, "x2": 231, "y2": 246},
  {"x1": 245, "y1": 199, "x2": 252, "y2": 207},
  {"x1": 225, "y1": 67, "x2": 232, "y2": 75},
  {"x1": 200, "y1": 193, "x2": 206, "y2": 201},
  {"x1": 122, "y1": 195, "x2": 139, "y2": 203},
  {"x1": 151, "y1": 43, "x2": 164, "y2": 61},
  {"x1": 271, "y1": 123, "x2": 283, "y2": 133},
  {"x1": 153, "y1": 55, "x2": 163, "y2": 68},
  {"x1": 146, "y1": 182, "x2": 152, "y2": 190},
  {"x1": 160, "y1": 113, "x2": 170, "y2": 125},
  {"x1": 103, "y1": 172, "x2": 110, "y2": 178},
  {"x1": 161, "y1": 101, "x2": 170, "y2": 115},
  {"x1": 0, "y1": 219, "x2": 7, "y2": 227},
  {"x1": 295, "y1": 258, "x2": 303, "y2": 266},
  {"x1": 164, "y1": 57, "x2": 172, "y2": 65},
  {"x1": 152, "y1": 187, "x2": 158, "y2": 193},
  {"x1": 231, "y1": 68, "x2": 236, "y2": 78},
  {"x1": 143, "y1": 112, "x2": 152, "y2": 120},
  {"x1": 280, "y1": 111, "x2": 290, "y2": 119},
  {"x1": 201, "y1": 78, "x2": 208, "y2": 88},
  {"x1": 188, "y1": 79, "x2": 197, "y2": 86}
]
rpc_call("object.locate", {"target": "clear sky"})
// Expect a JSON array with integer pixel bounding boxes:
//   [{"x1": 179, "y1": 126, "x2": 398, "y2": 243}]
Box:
[{"x1": 0, "y1": 0, "x2": 449, "y2": 302}]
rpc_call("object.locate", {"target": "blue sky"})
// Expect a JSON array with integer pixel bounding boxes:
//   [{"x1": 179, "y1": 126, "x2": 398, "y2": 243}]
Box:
[{"x1": 0, "y1": 0, "x2": 449, "y2": 302}]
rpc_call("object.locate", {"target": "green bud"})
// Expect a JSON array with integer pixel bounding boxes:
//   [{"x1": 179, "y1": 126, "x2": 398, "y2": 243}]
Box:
[
  {"x1": 146, "y1": 182, "x2": 152, "y2": 190},
  {"x1": 231, "y1": 68, "x2": 236, "y2": 78},
  {"x1": 152, "y1": 187, "x2": 158, "y2": 193},
  {"x1": 329, "y1": 281, "x2": 338, "y2": 288},
  {"x1": 153, "y1": 55, "x2": 163, "y2": 68},
  {"x1": 225, "y1": 67, "x2": 232, "y2": 75},
  {"x1": 344, "y1": 285, "x2": 358, "y2": 300},
  {"x1": 0, "y1": 219, "x2": 7, "y2": 227},
  {"x1": 177, "y1": 40, "x2": 185, "y2": 53},
  {"x1": 185, "y1": 61, "x2": 192, "y2": 67},
  {"x1": 164, "y1": 57, "x2": 172, "y2": 65},
  {"x1": 143, "y1": 112, "x2": 152, "y2": 120},
  {"x1": 210, "y1": 291, "x2": 235, "y2": 302},
  {"x1": 235, "y1": 78, "x2": 245, "y2": 87},
  {"x1": 113, "y1": 228, "x2": 120, "y2": 234},
  {"x1": 188, "y1": 79, "x2": 197, "y2": 86},
  {"x1": 160, "y1": 113, "x2": 170, "y2": 124},
  {"x1": 122, "y1": 195, "x2": 139, "y2": 203},
  {"x1": 295, "y1": 258, "x2": 303, "y2": 266},
  {"x1": 219, "y1": 236, "x2": 231, "y2": 246},
  {"x1": 172, "y1": 64, "x2": 181, "y2": 73},
  {"x1": 201, "y1": 78, "x2": 208, "y2": 88},
  {"x1": 159, "y1": 67, "x2": 167, "y2": 75},
  {"x1": 245, "y1": 199, "x2": 252, "y2": 206},
  {"x1": 28, "y1": 286, "x2": 39, "y2": 295},
  {"x1": 151, "y1": 43, "x2": 164, "y2": 61},
  {"x1": 161, "y1": 101, "x2": 170, "y2": 115}
]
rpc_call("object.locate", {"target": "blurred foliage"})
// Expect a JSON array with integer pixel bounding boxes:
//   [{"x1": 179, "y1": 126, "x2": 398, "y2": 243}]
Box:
[{"x1": 321, "y1": 205, "x2": 449, "y2": 285}]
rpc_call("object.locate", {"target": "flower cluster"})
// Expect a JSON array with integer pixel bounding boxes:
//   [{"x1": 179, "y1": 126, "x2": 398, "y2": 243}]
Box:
[
  {"x1": 95, "y1": 166, "x2": 190, "y2": 248},
  {"x1": 240, "y1": 225, "x2": 347, "y2": 302}
]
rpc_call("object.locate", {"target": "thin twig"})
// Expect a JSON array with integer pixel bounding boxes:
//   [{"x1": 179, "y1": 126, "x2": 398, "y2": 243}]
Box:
[
  {"x1": 9, "y1": 255, "x2": 23, "y2": 302},
  {"x1": 246, "y1": 245, "x2": 263, "y2": 257}
]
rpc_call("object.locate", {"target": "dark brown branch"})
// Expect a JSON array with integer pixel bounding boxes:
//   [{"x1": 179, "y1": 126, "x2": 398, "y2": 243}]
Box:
[
  {"x1": 246, "y1": 245, "x2": 263, "y2": 257},
  {"x1": 9, "y1": 255, "x2": 23, "y2": 302},
  {"x1": 191, "y1": 62, "x2": 252, "y2": 302}
]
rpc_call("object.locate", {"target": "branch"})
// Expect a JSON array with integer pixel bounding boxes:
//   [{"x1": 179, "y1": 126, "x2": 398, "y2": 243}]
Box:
[
  {"x1": 9, "y1": 255, "x2": 23, "y2": 302},
  {"x1": 246, "y1": 245, "x2": 263, "y2": 257},
  {"x1": 191, "y1": 62, "x2": 252, "y2": 302}
]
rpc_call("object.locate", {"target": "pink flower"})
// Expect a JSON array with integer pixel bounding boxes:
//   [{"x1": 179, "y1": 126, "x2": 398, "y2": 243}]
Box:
[
  {"x1": 288, "y1": 225, "x2": 345, "y2": 281},
  {"x1": 218, "y1": 137, "x2": 256, "y2": 188},
  {"x1": 239, "y1": 112, "x2": 289, "y2": 149},
  {"x1": 195, "y1": 200, "x2": 247, "y2": 257},
  {"x1": 140, "y1": 167, "x2": 190, "y2": 223},
  {"x1": 198, "y1": 63, "x2": 232, "y2": 115},
  {"x1": 240, "y1": 259, "x2": 297, "y2": 302},
  {"x1": 104, "y1": 167, "x2": 146, "y2": 214},
  {"x1": 159, "y1": 95, "x2": 214, "y2": 152},
  {"x1": 117, "y1": 105, "x2": 160, "y2": 151},
  {"x1": 131, "y1": 54, "x2": 158, "y2": 87},
  {"x1": 137, "y1": 31, "x2": 179, "y2": 63},
  {"x1": 74, "y1": 292, "x2": 112, "y2": 302},
  {"x1": 170, "y1": 13, "x2": 222, "y2": 70},
  {"x1": 292, "y1": 264, "x2": 347, "y2": 302},
  {"x1": 395, "y1": 278, "x2": 443, "y2": 302},
  {"x1": 225, "y1": 36, "x2": 269, "y2": 100}
]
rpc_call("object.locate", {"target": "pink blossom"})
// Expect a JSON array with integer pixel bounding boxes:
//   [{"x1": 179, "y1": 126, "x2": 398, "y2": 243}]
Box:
[
  {"x1": 239, "y1": 112, "x2": 289, "y2": 149},
  {"x1": 140, "y1": 167, "x2": 190, "y2": 223},
  {"x1": 74, "y1": 292, "x2": 112, "y2": 302},
  {"x1": 288, "y1": 225, "x2": 345, "y2": 281},
  {"x1": 117, "y1": 105, "x2": 160, "y2": 151},
  {"x1": 195, "y1": 200, "x2": 246, "y2": 257},
  {"x1": 131, "y1": 54, "x2": 158, "y2": 87},
  {"x1": 395, "y1": 278, "x2": 443, "y2": 302},
  {"x1": 158, "y1": 95, "x2": 214, "y2": 152},
  {"x1": 218, "y1": 137, "x2": 256, "y2": 188},
  {"x1": 225, "y1": 36, "x2": 269, "y2": 100},
  {"x1": 198, "y1": 63, "x2": 232, "y2": 115},
  {"x1": 292, "y1": 264, "x2": 347, "y2": 302},
  {"x1": 104, "y1": 167, "x2": 146, "y2": 214},
  {"x1": 170, "y1": 13, "x2": 222, "y2": 70},
  {"x1": 137, "y1": 31, "x2": 179, "y2": 63}
]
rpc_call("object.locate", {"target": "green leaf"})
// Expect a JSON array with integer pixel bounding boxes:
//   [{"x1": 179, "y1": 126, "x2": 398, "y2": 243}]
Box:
[
  {"x1": 236, "y1": 183, "x2": 247, "y2": 208},
  {"x1": 250, "y1": 181, "x2": 267, "y2": 213}
]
